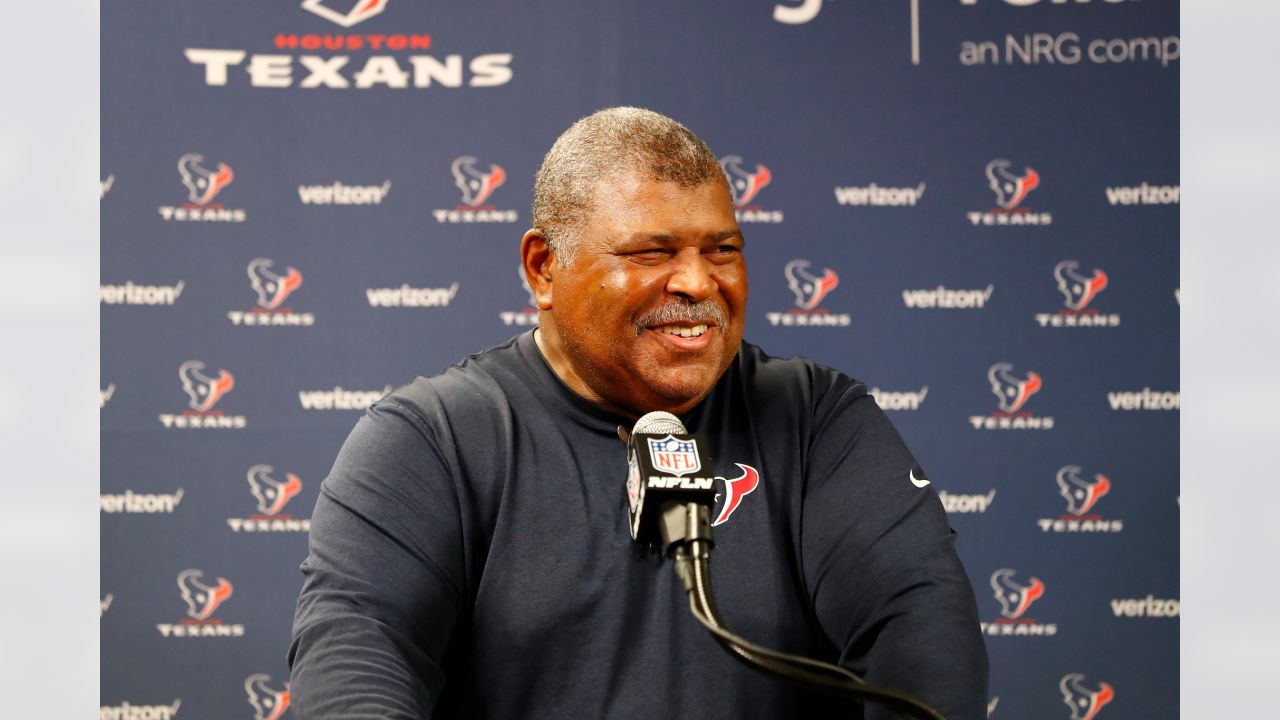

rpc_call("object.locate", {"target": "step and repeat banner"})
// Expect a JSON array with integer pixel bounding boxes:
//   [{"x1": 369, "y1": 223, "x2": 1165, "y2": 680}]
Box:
[{"x1": 102, "y1": 1, "x2": 1179, "y2": 717}]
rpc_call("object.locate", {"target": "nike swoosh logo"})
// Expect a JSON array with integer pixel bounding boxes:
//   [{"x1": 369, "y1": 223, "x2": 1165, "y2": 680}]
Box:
[{"x1": 910, "y1": 469, "x2": 930, "y2": 488}]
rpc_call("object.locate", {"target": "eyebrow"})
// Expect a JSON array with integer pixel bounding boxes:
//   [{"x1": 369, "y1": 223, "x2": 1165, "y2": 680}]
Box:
[{"x1": 624, "y1": 230, "x2": 746, "y2": 246}]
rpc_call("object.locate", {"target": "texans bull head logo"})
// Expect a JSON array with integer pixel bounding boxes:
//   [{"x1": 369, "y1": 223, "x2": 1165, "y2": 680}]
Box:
[
  {"x1": 712, "y1": 463, "x2": 760, "y2": 527},
  {"x1": 1059, "y1": 673, "x2": 1114, "y2": 720},
  {"x1": 1054, "y1": 260, "x2": 1109, "y2": 311},
  {"x1": 985, "y1": 159, "x2": 1039, "y2": 210},
  {"x1": 720, "y1": 155, "x2": 772, "y2": 207},
  {"x1": 301, "y1": 0, "x2": 390, "y2": 28},
  {"x1": 178, "y1": 153, "x2": 234, "y2": 205},
  {"x1": 179, "y1": 361, "x2": 235, "y2": 413},
  {"x1": 452, "y1": 156, "x2": 506, "y2": 208},
  {"x1": 246, "y1": 673, "x2": 291, "y2": 720},
  {"x1": 1057, "y1": 465, "x2": 1111, "y2": 516},
  {"x1": 784, "y1": 259, "x2": 839, "y2": 311},
  {"x1": 987, "y1": 363, "x2": 1041, "y2": 414},
  {"x1": 990, "y1": 568, "x2": 1044, "y2": 620},
  {"x1": 248, "y1": 258, "x2": 304, "y2": 310},
  {"x1": 177, "y1": 569, "x2": 233, "y2": 620},
  {"x1": 247, "y1": 465, "x2": 304, "y2": 516}
]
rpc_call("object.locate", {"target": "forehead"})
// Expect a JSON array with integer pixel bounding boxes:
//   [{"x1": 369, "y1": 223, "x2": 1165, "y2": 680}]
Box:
[{"x1": 581, "y1": 170, "x2": 737, "y2": 243}]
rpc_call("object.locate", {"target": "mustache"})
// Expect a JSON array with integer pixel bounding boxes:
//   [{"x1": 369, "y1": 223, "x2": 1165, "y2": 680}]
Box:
[{"x1": 633, "y1": 299, "x2": 728, "y2": 336}]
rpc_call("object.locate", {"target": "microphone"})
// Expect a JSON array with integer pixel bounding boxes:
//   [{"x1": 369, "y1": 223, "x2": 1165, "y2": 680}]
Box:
[
  {"x1": 623, "y1": 411, "x2": 717, "y2": 553},
  {"x1": 619, "y1": 411, "x2": 949, "y2": 719}
]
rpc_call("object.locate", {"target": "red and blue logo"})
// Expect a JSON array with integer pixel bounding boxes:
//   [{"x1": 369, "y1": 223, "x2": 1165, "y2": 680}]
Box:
[
  {"x1": 178, "y1": 569, "x2": 234, "y2": 621},
  {"x1": 785, "y1": 259, "x2": 839, "y2": 310},
  {"x1": 1054, "y1": 260, "x2": 1108, "y2": 311},
  {"x1": 452, "y1": 156, "x2": 507, "y2": 208},
  {"x1": 1037, "y1": 260, "x2": 1119, "y2": 327},
  {"x1": 246, "y1": 673, "x2": 291, "y2": 720},
  {"x1": 986, "y1": 159, "x2": 1039, "y2": 210},
  {"x1": 301, "y1": 0, "x2": 391, "y2": 28},
  {"x1": 247, "y1": 465, "x2": 304, "y2": 516},
  {"x1": 1060, "y1": 673, "x2": 1115, "y2": 720},
  {"x1": 248, "y1": 259, "x2": 304, "y2": 310},
  {"x1": 720, "y1": 155, "x2": 782, "y2": 223},
  {"x1": 712, "y1": 463, "x2": 760, "y2": 526},
  {"x1": 178, "y1": 153, "x2": 234, "y2": 205},
  {"x1": 991, "y1": 568, "x2": 1044, "y2": 619},
  {"x1": 1057, "y1": 465, "x2": 1110, "y2": 515},
  {"x1": 180, "y1": 361, "x2": 235, "y2": 413},
  {"x1": 988, "y1": 363, "x2": 1041, "y2": 414},
  {"x1": 767, "y1": 260, "x2": 849, "y2": 327},
  {"x1": 969, "y1": 159, "x2": 1051, "y2": 226}
]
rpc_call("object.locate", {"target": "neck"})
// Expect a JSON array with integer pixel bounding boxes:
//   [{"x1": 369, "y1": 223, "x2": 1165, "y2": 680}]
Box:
[{"x1": 532, "y1": 323, "x2": 640, "y2": 420}]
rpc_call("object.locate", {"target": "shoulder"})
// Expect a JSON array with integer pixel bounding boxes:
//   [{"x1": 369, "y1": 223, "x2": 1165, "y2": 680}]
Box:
[
  {"x1": 379, "y1": 335, "x2": 527, "y2": 422},
  {"x1": 737, "y1": 341, "x2": 871, "y2": 412}
]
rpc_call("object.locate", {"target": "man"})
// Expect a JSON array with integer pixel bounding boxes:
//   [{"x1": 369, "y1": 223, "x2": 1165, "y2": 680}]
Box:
[{"x1": 289, "y1": 107, "x2": 987, "y2": 718}]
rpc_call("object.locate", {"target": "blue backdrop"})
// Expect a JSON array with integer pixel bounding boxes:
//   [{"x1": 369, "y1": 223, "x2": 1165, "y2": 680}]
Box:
[{"x1": 101, "y1": 1, "x2": 1179, "y2": 717}]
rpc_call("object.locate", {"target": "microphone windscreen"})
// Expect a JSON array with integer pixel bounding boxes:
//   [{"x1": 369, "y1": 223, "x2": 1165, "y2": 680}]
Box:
[{"x1": 632, "y1": 411, "x2": 686, "y2": 436}]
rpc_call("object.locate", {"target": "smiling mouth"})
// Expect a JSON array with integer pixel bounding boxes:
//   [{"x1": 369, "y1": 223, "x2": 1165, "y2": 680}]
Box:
[{"x1": 651, "y1": 324, "x2": 709, "y2": 338}]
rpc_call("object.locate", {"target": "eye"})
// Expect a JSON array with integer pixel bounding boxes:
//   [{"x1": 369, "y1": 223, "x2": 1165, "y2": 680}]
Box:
[
  {"x1": 707, "y1": 244, "x2": 742, "y2": 263},
  {"x1": 625, "y1": 249, "x2": 674, "y2": 264}
]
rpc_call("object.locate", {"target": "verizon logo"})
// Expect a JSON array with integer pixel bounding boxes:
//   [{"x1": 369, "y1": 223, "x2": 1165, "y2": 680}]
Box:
[
  {"x1": 298, "y1": 180, "x2": 392, "y2": 205},
  {"x1": 1105, "y1": 183, "x2": 1179, "y2": 206},
  {"x1": 902, "y1": 285, "x2": 994, "y2": 309},
  {"x1": 833, "y1": 182, "x2": 926, "y2": 207},
  {"x1": 1110, "y1": 595, "x2": 1179, "y2": 618},
  {"x1": 938, "y1": 489, "x2": 997, "y2": 514},
  {"x1": 1107, "y1": 389, "x2": 1179, "y2": 410},
  {"x1": 100, "y1": 489, "x2": 185, "y2": 514},
  {"x1": 868, "y1": 386, "x2": 929, "y2": 411},
  {"x1": 298, "y1": 386, "x2": 392, "y2": 410},
  {"x1": 99, "y1": 700, "x2": 182, "y2": 720},
  {"x1": 101, "y1": 281, "x2": 186, "y2": 305},
  {"x1": 366, "y1": 283, "x2": 459, "y2": 307}
]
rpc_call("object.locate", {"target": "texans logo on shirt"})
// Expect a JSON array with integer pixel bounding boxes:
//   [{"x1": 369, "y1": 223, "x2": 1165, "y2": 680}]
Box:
[{"x1": 712, "y1": 463, "x2": 760, "y2": 526}]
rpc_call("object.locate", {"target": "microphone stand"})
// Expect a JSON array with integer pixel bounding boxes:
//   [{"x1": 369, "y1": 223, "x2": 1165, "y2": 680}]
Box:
[{"x1": 660, "y1": 502, "x2": 948, "y2": 720}]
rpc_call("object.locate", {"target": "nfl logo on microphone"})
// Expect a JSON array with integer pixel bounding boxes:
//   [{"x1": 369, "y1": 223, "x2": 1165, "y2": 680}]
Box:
[{"x1": 647, "y1": 436, "x2": 702, "y2": 477}]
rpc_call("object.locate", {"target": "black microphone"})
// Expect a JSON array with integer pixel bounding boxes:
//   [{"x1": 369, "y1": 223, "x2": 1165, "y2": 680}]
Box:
[
  {"x1": 620, "y1": 412, "x2": 949, "y2": 719},
  {"x1": 623, "y1": 411, "x2": 717, "y2": 553}
]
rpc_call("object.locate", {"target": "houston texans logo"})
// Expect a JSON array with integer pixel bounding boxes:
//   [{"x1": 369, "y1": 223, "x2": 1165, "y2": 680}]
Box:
[
  {"x1": 784, "y1": 259, "x2": 839, "y2": 310},
  {"x1": 1060, "y1": 673, "x2": 1114, "y2": 720},
  {"x1": 246, "y1": 673, "x2": 291, "y2": 720},
  {"x1": 301, "y1": 0, "x2": 390, "y2": 28},
  {"x1": 246, "y1": 465, "x2": 304, "y2": 516},
  {"x1": 987, "y1": 363, "x2": 1041, "y2": 413},
  {"x1": 720, "y1": 156, "x2": 772, "y2": 207},
  {"x1": 177, "y1": 569, "x2": 233, "y2": 620},
  {"x1": 247, "y1": 258, "x2": 304, "y2": 310},
  {"x1": 1054, "y1": 260, "x2": 1109, "y2": 311},
  {"x1": 1057, "y1": 465, "x2": 1111, "y2": 515},
  {"x1": 990, "y1": 568, "x2": 1044, "y2": 619},
  {"x1": 178, "y1": 153, "x2": 234, "y2": 205},
  {"x1": 712, "y1": 463, "x2": 760, "y2": 526},
  {"x1": 986, "y1": 159, "x2": 1040, "y2": 210},
  {"x1": 179, "y1": 361, "x2": 235, "y2": 412},
  {"x1": 452, "y1": 156, "x2": 506, "y2": 207}
]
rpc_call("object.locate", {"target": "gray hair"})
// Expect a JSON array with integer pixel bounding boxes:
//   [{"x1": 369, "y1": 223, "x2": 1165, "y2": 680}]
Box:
[{"x1": 531, "y1": 107, "x2": 726, "y2": 265}]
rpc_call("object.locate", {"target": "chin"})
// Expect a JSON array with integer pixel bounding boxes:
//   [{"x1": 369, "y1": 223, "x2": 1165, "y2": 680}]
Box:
[{"x1": 642, "y1": 374, "x2": 718, "y2": 412}]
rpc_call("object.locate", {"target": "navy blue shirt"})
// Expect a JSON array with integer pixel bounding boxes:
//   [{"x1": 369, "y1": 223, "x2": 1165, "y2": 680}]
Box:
[{"x1": 289, "y1": 332, "x2": 987, "y2": 718}]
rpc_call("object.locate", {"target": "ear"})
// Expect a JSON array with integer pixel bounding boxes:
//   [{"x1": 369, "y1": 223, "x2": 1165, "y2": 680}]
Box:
[{"x1": 520, "y1": 228, "x2": 555, "y2": 310}]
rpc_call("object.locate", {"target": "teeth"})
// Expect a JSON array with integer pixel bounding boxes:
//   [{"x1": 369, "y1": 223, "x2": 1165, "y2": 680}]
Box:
[{"x1": 653, "y1": 324, "x2": 708, "y2": 338}]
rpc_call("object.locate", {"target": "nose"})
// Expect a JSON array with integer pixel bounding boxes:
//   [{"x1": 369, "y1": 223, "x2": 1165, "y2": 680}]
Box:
[{"x1": 665, "y1": 248, "x2": 716, "y2": 301}]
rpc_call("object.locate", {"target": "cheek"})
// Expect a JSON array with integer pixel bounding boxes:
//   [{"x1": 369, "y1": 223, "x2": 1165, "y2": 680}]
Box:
[{"x1": 716, "y1": 267, "x2": 749, "y2": 306}]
